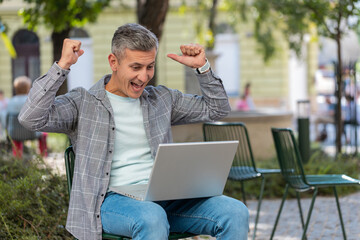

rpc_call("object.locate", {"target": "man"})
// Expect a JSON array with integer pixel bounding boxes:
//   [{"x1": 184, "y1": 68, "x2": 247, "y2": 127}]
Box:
[
  {"x1": 19, "y1": 23, "x2": 249, "y2": 240},
  {"x1": 4, "y1": 76, "x2": 47, "y2": 157}
]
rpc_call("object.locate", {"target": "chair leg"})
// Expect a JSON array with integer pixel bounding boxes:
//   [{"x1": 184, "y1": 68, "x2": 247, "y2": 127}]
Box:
[
  {"x1": 241, "y1": 181, "x2": 247, "y2": 205},
  {"x1": 296, "y1": 192, "x2": 308, "y2": 240},
  {"x1": 252, "y1": 176, "x2": 265, "y2": 240},
  {"x1": 296, "y1": 192, "x2": 305, "y2": 228},
  {"x1": 270, "y1": 184, "x2": 289, "y2": 240},
  {"x1": 301, "y1": 188, "x2": 318, "y2": 240},
  {"x1": 333, "y1": 187, "x2": 347, "y2": 239}
]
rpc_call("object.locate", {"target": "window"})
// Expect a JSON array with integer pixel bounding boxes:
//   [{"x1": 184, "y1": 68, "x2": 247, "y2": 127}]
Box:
[{"x1": 11, "y1": 29, "x2": 40, "y2": 95}]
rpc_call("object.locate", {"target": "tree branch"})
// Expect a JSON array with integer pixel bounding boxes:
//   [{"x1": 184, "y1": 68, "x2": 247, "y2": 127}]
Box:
[
  {"x1": 303, "y1": 2, "x2": 337, "y2": 38},
  {"x1": 18, "y1": 215, "x2": 40, "y2": 237}
]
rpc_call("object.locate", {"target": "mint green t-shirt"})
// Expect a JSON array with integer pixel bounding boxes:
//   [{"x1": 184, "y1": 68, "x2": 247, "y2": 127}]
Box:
[{"x1": 106, "y1": 91, "x2": 153, "y2": 187}]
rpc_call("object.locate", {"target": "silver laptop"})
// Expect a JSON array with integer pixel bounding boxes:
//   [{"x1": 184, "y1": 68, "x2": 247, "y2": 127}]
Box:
[{"x1": 108, "y1": 141, "x2": 239, "y2": 201}]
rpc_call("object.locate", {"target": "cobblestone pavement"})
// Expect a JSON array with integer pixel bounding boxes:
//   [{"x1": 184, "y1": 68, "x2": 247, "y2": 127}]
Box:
[
  {"x1": 245, "y1": 191, "x2": 360, "y2": 240},
  {"x1": 46, "y1": 153, "x2": 360, "y2": 240}
]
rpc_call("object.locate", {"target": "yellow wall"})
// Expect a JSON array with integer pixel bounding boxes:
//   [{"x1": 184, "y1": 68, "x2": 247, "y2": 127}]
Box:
[{"x1": 237, "y1": 23, "x2": 290, "y2": 108}]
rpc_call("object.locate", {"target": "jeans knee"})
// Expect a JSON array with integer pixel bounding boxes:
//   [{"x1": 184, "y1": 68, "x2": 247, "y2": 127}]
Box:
[
  {"x1": 217, "y1": 199, "x2": 249, "y2": 239},
  {"x1": 133, "y1": 209, "x2": 169, "y2": 239},
  {"x1": 232, "y1": 201, "x2": 249, "y2": 226}
]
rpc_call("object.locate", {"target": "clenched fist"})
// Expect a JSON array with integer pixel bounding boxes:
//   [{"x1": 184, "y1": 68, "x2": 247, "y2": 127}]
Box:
[
  {"x1": 167, "y1": 44, "x2": 207, "y2": 69},
  {"x1": 58, "y1": 39, "x2": 84, "y2": 70}
]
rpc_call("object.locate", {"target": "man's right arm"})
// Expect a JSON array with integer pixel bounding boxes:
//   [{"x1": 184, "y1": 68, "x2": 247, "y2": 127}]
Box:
[
  {"x1": 18, "y1": 63, "x2": 79, "y2": 134},
  {"x1": 19, "y1": 39, "x2": 84, "y2": 133}
]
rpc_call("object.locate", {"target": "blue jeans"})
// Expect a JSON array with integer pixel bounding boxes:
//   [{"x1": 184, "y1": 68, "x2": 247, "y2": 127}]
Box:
[{"x1": 101, "y1": 192, "x2": 249, "y2": 240}]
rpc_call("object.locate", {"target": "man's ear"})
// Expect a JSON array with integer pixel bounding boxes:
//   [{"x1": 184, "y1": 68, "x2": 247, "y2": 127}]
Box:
[{"x1": 108, "y1": 53, "x2": 118, "y2": 72}]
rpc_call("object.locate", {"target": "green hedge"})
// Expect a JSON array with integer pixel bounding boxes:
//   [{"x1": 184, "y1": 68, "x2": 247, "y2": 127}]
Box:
[{"x1": 0, "y1": 155, "x2": 72, "y2": 239}]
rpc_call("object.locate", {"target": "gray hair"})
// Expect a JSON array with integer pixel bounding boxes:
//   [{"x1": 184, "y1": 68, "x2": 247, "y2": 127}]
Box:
[{"x1": 111, "y1": 23, "x2": 158, "y2": 60}]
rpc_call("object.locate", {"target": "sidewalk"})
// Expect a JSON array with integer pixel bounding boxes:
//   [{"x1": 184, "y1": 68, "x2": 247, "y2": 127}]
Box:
[
  {"x1": 246, "y1": 191, "x2": 360, "y2": 240},
  {"x1": 193, "y1": 191, "x2": 360, "y2": 240},
  {"x1": 46, "y1": 153, "x2": 360, "y2": 240}
]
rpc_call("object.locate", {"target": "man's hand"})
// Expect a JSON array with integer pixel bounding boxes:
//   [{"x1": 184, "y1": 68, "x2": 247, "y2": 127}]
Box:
[
  {"x1": 58, "y1": 39, "x2": 84, "y2": 70},
  {"x1": 167, "y1": 44, "x2": 206, "y2": 69}
]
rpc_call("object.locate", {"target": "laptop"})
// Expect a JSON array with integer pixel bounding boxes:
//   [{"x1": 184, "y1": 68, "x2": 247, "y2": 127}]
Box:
[{"x1": 108, "y1": 141, "x2": 239, "y2": 201}]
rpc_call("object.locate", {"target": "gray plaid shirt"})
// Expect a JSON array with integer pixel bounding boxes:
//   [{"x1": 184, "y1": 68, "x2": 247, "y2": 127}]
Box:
[{"x1": 19, "y1": 63, "x2": 230, "y2": 240}]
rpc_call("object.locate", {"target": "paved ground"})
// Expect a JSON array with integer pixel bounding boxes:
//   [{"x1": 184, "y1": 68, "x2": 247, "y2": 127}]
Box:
[
  {"x1": 184, "y1": 191, "x2": 360, "y2": 240},
  {"x1": 245, "y1": 191, "x2": 360, "y2": 240},
  {"x1": 46, "y1": 153, "x2": 360, "y2": 240}
]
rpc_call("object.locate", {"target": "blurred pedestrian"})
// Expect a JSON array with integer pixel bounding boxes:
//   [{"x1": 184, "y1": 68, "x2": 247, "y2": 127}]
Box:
[
  {"x1": 0, "y1": 89, "x2": 9, "y2": 140},
  {"x1": 5, "y1": 76, "x2": 47, "y2": 158},
  {"x1": 236, "y1": 94, "x2": 250, "y2": 111},
  {"x1": 243, "y1": 82, "x2": 255, "y2": 110},
  {"x1": 235, "y1": 82, "x2": 255, "y2": 111},
  {"x1": 0, "y1": 89, "x2": 8, "y2": 111},
  {"x1": 314, "y1": 96, "x2": 335, "y2": 141}
]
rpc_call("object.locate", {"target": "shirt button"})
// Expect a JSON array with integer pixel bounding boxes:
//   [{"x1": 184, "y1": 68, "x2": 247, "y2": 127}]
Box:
[
  {"x1": 101, "y1": 194, "x2": 104, "y2": 197},
  {"x1": 112, "y1": 127, "x2": 115, "y2": 131},
  {"x1": 109, "y1": 150, "x2": 112, "y2": 153},
  {"x1": 62, "y1": 74, "x2": 66, "y2": 77},
  {"x1": 57, "y1": 72, "x2": 60, "y2": 75},
  {"x1": 106, "y1": 172, "x2": 109, "y2": 175},
  {"x1": 97, "y1": 215, "x2": 100, "y2": 218}
]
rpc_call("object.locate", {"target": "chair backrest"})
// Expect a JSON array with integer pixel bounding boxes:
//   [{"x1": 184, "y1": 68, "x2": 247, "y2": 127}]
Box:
[
  {"x1": 64, "y1": 146, "x2": 75, "y2": 196},
  {"x1": 271, "y1": 128, "x2": 311, "y2": 191},
  {"x1": 6, "y1": 112, "x2": 39, "y2": 141},
  {"x1": 203, "y1": 122, "x2": 258, "y2": 174}
]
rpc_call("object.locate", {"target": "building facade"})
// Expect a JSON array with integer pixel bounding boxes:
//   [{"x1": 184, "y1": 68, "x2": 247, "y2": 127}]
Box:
[{"x1": 0, "y1": 0, "x2": 318, "y2": 112}]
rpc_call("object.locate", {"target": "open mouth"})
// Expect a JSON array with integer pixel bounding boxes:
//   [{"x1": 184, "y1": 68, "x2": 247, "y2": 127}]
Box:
[{"x1": 131, "y1": 81, "x2": 144, "y2": 91}]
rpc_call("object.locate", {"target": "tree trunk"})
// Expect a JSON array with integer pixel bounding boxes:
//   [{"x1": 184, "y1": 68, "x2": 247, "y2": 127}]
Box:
[
  {"x1": 137, "y1": 0, "x2": 169, "y2": 86},
  {"x1": 137, "y1": 0, "x2": 169, "y2": 41},
  {"x1": 207, "y1": 0, "x2": 219, "y2": 50},
  {"x1": 51, "y1": 29, "x2": 70, "y2": 96},
  {"x1": 335, "y1": 33, "x2": 343, "y2": 154}
]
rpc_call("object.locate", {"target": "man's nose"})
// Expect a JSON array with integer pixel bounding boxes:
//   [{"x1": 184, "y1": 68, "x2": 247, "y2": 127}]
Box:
[{"x1": 138, "y1": 69, "x2": 148, "y2": 82}]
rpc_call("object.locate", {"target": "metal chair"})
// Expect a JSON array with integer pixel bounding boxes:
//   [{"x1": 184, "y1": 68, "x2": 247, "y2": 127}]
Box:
[
  {"x1": 64, "y1": 146, "x2": 197, "y2": 240},
  {"x1": 6, "y1": 112, "x2": 39, "y2": 141},
  {"x1": 202, "y1": 122, "x2": 281, "y2": 240},
  {"x1": 5, "y1": 112, "x2": 47, "y2": 158},
  {"x1": 271, "y1": 128, "x2": 360, "y2": 240}
]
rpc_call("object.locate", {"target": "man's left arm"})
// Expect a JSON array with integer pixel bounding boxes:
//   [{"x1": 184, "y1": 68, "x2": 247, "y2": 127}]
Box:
[{"x1": 167, "y1": 44, "x2": 231, "y2": 124}]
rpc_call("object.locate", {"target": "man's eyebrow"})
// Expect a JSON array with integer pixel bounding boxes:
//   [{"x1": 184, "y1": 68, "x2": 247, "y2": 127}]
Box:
[{"x1": 130, "y1": 61, "x2": 156, "y2": 66}]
